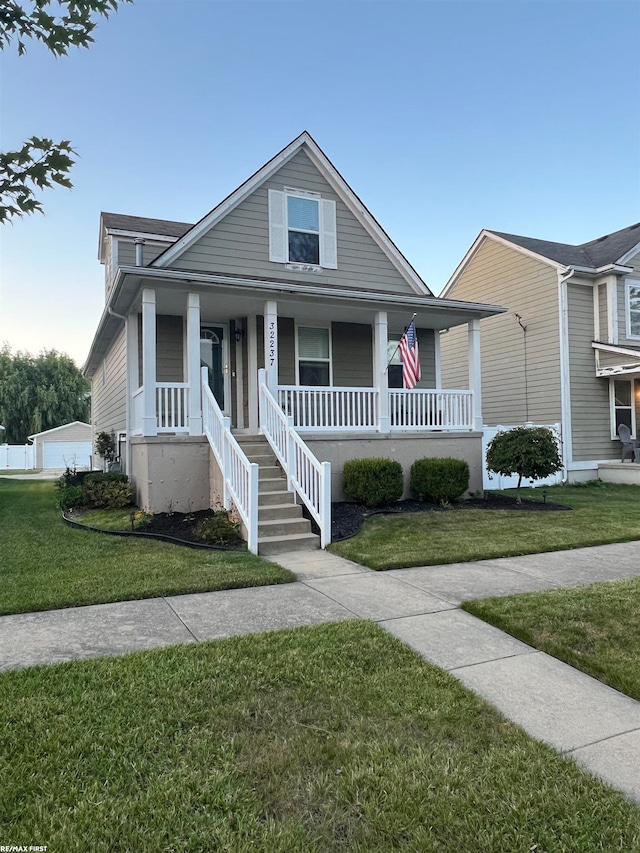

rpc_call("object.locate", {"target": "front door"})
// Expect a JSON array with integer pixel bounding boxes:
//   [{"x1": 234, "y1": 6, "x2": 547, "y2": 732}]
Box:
[{"x1": 201, "y1": 325, "x2": 230, "y2": 414}]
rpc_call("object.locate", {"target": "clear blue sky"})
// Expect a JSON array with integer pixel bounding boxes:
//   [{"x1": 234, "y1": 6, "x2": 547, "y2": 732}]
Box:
[{"x1": 1, "y1": 0, "x2": 639, "y2": 366}]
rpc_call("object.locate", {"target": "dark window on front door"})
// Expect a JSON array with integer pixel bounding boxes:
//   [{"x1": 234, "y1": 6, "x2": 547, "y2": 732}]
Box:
[{"x1": 201, "y1": 326, "x2": 225, "y2": 410}]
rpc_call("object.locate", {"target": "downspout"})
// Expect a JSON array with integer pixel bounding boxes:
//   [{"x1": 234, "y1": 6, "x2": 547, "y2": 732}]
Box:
[{"x1": 558, "y1": 267, "x2": 575, "y2": 482}]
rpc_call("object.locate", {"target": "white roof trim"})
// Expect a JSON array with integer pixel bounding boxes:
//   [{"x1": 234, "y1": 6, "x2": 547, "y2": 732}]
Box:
[
  {"x1": 616, "y1": 240, "x2": 640, "y2": 266},
  {"x1": 592, "y1": 341, "x2": 640, "y2": 359},
  {"x1": 151, "y1": 132, "x2": 431, "y2": 297},
  {"x1": 107, "y1": 230, "x2": 179, "y2": 243},
  {"x1": 28, "y1": 421, "x2": 91, "y2": 440}
]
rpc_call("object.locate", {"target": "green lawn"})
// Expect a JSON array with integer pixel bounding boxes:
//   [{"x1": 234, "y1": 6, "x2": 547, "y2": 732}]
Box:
[
  {"x1": 329, "y1": 483, "x2": 640, "y2": 569},
  {"x1": 464, "y1": 576, "x2": 640, "y2": 702},
  {"x1": 0, "y1": 478, "x2": 294, "y2": 616},
  {"x1": 2, "y1": 621, "x2": 639, "y2": 852}
]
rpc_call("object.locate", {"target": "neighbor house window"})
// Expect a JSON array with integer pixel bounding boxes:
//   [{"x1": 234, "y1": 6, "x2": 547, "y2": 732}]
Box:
[
  {"x1": 626, "y1": 280, "x2": 640, "y2": 339},
  {"x1": 268, "y1": 188, "x2": 337, "y2": 269},
  {"x1": 297, "y1": 326, "x2": 331, "y2": 385},
  {"x1": 610, "y1": 378, "x2": 636, "y2": 439}
]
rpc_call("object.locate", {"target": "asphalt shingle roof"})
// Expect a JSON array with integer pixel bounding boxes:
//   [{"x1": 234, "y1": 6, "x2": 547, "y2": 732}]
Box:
[
  {"x1": 490, "y1": 222, "x2": 640, "y2": 269},
  {"x1": 101, "y1": 212, "x2": 193, "y2": 239}
]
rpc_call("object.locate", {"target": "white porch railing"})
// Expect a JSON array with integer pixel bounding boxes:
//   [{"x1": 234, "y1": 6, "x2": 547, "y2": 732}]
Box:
[
  {"x1": 156, "y1": 383, "x2": 189, "y2": 432},
  {"x1": 201, "y1": 367, "x2": 259, "y2": 554},
  {"x1": 389, "y1": 389, "x2": 474, "y2": 431},
  {"x1": 131, "y1": 383, "x2": 190, "y2": 434},
  {"x1": 261, "y1": 371, "x2": 331, "y2": 547},
  {"x1": 277, "y1": 385, "x2": 474, "y2": 432},
  {"x1": 278, "y1": 386, "x2": 378, "y2": 431}
]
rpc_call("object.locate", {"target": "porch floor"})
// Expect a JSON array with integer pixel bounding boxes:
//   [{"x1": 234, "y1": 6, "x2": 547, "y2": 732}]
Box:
[{"x1": 598, "y1": 462, "x2": 640, "y2": 485}]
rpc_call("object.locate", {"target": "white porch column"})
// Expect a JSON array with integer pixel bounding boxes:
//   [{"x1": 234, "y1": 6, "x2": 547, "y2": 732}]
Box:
[
  {"x1": 373, "y1": 311, "x2": 390, "y2": 433},
  {"x1": 264, "y1": 300, "x2": 278, "y2": 394},
  {"x1": 187, "y1": 292, "x2": 202, "y2": 435},
  {"x1": 468, "y1": 319, "x2": 482, "y2": 431},
  {"x1": 142, "y1": 288, "x2": 157, "y2": 436},
  {"x1": 247, "y1": 313, "x2": 259, "y2": 434},
  {"x1": 125, "y1": 314, "x2": 139, "y2": 466}
]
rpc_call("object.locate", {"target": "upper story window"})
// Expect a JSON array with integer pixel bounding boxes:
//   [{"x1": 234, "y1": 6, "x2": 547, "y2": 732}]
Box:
[
  {"x1": 268, "y1": 188, "x2": 337, "y2": 270},
  {"x1": 626, "y1": 280, "x2": 640, "y2": 339}
]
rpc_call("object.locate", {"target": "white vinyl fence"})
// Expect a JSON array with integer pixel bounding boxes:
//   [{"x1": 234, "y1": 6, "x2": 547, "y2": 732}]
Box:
[
  {"x1": 0, "y1": 444, "x2": 35, "y2": 470},
  {"x1": 482, "y1": 424, "x2": 563, "y2": 490}
]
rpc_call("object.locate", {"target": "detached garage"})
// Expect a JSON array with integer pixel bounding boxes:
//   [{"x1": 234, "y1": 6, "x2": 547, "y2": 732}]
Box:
[{"x1": 29, "y1": 422, "x2": 93, "y2": 471}]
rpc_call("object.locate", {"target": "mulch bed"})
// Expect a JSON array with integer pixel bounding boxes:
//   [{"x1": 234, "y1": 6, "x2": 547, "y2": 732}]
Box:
[
  {"x1": 67, "y1": 508, "x2": 244, "y2": 550},
  {"x1": 331, "y1": 494, "x2": 572, "y2": 541}
]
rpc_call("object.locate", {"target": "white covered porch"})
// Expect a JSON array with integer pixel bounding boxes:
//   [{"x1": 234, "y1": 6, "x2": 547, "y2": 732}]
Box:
[{"x1": 127, "y1": 288, "x2": 484, "y2": 438}]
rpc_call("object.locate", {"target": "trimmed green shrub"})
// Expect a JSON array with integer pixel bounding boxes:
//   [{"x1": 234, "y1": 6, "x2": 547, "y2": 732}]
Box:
[
  {"x1": 342, "y1": 458, "x2": 403, "y2": 508},
  {"x1": 410, "y1": 457, "x2": 470, "y2": 504},
  {"x1": 194, "y1": 510, "x2": 241, "y2": 546},
  {"x1": 56, "y1": 485, "x2": 85, "y2": 511},
  {"x1": 83, "y1": 478, "x2": 132, "y2": 509},
  {"x1": 84, "y1": 472, "x2": 128, "y2": 485}
]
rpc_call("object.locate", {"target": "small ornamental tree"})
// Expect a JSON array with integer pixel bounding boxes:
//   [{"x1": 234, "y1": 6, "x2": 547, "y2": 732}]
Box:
[
  {"x1": 486, "y1": 426, "x2": 562, "y2": 504},
  {"x1": 95, "y1": 430, "x2": 116, "y2": 468}
]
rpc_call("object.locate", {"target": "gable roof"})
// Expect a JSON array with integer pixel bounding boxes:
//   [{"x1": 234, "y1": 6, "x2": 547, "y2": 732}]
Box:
[
  {"x1": 442, "y1": 222, "x2": 640, "y2": 298},
  {"x1": 489, "y1": 222, "x2": 640, "y2": 269},
  {"x1": 28, "y1": 421, "x2": 91, "y2": 440},
  {"x1": 149, "y1": 131, "x2": 432, "y2": 297}
]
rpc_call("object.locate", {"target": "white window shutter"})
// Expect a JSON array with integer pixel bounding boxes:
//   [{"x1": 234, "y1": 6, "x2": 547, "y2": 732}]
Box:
[
  {"x1": 320, "y1": 199, "x2": 337, "y2": 269},
  {"x1": 268, "y1": 189, "x2": 287, "y2": 263}
]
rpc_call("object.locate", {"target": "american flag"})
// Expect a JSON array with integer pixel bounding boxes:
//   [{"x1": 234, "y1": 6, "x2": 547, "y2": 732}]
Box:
[{"x1": 399, "y1": 320, "x2": 421, "y2": 390}]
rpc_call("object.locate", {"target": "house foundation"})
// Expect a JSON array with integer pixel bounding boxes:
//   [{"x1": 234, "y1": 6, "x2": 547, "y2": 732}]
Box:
[{"x1": 130, "y1": 435, "x2": 211, "y2": 513}]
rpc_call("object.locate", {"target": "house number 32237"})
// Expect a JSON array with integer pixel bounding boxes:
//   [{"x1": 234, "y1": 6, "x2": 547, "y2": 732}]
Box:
[{"x1": 269, "y1": 321, "x2": 276, "y2": 367}]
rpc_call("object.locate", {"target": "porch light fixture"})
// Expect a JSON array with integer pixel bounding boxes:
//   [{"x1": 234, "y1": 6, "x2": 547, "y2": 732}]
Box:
[{"x1": 234, "y1": 326, "x2": 245, "y2": 342}]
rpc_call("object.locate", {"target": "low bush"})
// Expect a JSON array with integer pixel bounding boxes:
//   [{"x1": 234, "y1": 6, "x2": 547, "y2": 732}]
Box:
[
  {"x1": 84, "y1": 472, "x2": 129, "y2": 485},
  {"x1": 194, "y1": 510, "x2": 241, "y2": 546},
  {"x1": 56, "y1": 485, "x2": 85, "y2": 511},
  {"x1": 410, "y1": 457, "x2": 469, "y2": 504},
  {"x1": 342, "y1": 458, "x2": 403, "y2": 508},
  {"x1": 83, "y1": 477, "x2": 132, "y2": 509}
]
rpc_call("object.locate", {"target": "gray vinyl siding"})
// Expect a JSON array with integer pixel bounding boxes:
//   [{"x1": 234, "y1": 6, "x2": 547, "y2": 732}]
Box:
[
  {"x1": 117, "y1": 238, "x2": 173, "y2": 268},
  {"x1": 567, "y1": 284, "x2": 618, "y2": 461},
  {"x1": 92, "y1": 324, "x2": 127, "y2": 438},
  {"x1": 417, "y1": 328, "x2": 436, "y2": 387},
  {"x1": 137, "y1": 314, "x2": 184, "y2": 386},
  {"x1": 597, "y1": 283, "x2": 608, "y2": 341},
  {"x1": 157, "y1": 316, "x2": 184, "y2": 382},
  {"x1": 332, "y1": 323, "x2": 373, "y2": 386},
  {"x1": 597, "y1": 349, "x2": 640, "y2": 369},
  {"x1": 168, "y1": 150, "x2": 419, "y2": 296},
  {"x1": 278, "y1": 318, "x2": 296, "y2": 384},
  {"x1": 440, "y1": 238, "x2": 562, "y2": 425}
]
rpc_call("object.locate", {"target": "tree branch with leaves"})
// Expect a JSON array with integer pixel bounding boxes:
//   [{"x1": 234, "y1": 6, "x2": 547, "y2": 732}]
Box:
[{"x1": 0, "y1": 0, "x2": 130, "y2": 223}]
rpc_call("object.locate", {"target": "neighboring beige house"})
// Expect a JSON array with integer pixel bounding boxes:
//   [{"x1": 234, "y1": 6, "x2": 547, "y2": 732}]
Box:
[
  {"x1": 440, "y1": 223, "x2": 640, "y2": 484},
  {"x1": 84, "y1": 132, "x2": 503, "y2": 554}
]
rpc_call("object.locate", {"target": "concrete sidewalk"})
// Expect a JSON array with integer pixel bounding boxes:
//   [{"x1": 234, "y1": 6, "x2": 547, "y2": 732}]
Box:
[{"x1": 1, "y1": 541, "x2": 639, "y2": 804}]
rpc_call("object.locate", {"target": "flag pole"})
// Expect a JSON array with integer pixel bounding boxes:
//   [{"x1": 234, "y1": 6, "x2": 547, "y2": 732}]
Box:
[{"x1": 384, "y1": 313, "x2": 417, "y2": 372}]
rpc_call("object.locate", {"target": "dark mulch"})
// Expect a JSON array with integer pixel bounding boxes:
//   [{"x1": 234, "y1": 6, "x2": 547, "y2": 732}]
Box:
[
  {"x1": 331, "y1": 494, "x2": 572, "y2": 541},
  {"x1": 69, "y1": 508, "x2": 244, "y2": 550}
]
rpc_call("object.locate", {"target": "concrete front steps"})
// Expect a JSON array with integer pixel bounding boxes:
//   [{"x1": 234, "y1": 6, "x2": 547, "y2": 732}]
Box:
[{"x1": 234, "y1": 434, "x2": 320, "y2": 556}]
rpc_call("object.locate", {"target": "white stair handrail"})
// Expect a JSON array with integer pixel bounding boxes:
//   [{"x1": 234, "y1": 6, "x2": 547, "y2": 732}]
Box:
[
  {"x1": 201, "y1": 367, "x2": 259, "y2": 554},
  {"x1": 259, "y1": 369, "x2": 331, "y2": 548}
]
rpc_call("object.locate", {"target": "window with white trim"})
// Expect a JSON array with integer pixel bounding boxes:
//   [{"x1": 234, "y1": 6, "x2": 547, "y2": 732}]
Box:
[
  {"x1": 268, "y1": 188, "x2": 337, "y2": 269},
  {"x1": 626, "y1": 280, "x2": 640, "y2": 339},
  {"x1": 387, "y1": 338, "x2": 403, "y2": 388},
  {"x1": 297, "y1": 326, "x2": 331, "y2": 386},
  {"x1": 610, "y1": 378, "x2": 636, "y2": 439}
]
